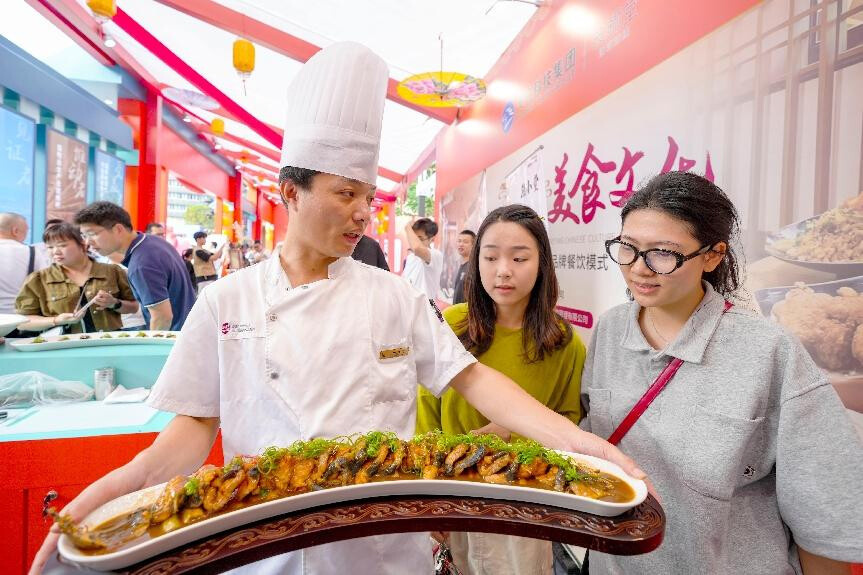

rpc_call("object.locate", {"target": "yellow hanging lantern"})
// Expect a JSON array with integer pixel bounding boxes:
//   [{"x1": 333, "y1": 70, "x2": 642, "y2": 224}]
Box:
[
  {"x1": 87, "y1": 0, "x2": 116, "y2": 22},
  {"x1": 233, "y1": 38, "x2": 255, "y2": 94},
  {"x1": 376, "y1": 207, "x2": 389, "y2": 233},
  {"x1": 211, "y1": 118, "x2": 225, "y2": 135}
]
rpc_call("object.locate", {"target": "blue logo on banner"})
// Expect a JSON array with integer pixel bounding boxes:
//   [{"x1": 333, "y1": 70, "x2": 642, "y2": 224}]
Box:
[{"x1": 502, "y1": 102, "x2": 515, "y2": 133}]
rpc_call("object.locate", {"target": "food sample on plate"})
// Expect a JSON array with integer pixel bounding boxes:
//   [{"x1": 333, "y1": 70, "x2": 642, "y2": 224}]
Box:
[
  {"x1": 773, "y1": 283, "x2": 863, "y2": 372},
  {"x1": 770, "y1": 195, "x2": 863, "y2": 262},
  {"x1": 49, "y1": 431, "x2": 634, "y2": 553}
]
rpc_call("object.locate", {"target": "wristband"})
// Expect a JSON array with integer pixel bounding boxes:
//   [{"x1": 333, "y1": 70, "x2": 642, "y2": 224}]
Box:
[{"x1": 111, "y1": 300, "x2": 122, "y2": 311}]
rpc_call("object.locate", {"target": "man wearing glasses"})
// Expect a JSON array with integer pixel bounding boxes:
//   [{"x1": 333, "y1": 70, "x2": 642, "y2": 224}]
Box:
[{"x1": 74, "y1": 203, "x2": 195, "y2": 331}]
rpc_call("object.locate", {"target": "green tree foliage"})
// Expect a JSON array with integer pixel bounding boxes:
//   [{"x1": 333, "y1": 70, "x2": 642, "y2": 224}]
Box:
[
  {"x1": 185, "y1": 204, "x2": 214, "y2": 229},
  {"x1": 396, "y1": 181, "x2": 434, "y2": 217}
]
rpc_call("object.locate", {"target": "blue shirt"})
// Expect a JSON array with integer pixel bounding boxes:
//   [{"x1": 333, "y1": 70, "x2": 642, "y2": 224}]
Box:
[{"x1": 122, "y1": 232, "x2": 195, "y2": 330}]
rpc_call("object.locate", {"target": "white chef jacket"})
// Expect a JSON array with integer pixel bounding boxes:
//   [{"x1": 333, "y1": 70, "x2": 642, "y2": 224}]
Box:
[{"x1": 148, "y1": 255, "x2": 476, "y2": 574}]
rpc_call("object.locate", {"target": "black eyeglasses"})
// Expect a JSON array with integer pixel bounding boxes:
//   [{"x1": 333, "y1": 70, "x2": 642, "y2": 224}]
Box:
[{"x1": 604, "y1": 237, "x2": 714, "y2": 275}]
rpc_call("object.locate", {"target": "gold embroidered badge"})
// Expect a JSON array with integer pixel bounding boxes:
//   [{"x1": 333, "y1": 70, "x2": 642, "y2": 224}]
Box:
[{"x1": 379, "y1": 346, "x2": 410, "y2": 360}]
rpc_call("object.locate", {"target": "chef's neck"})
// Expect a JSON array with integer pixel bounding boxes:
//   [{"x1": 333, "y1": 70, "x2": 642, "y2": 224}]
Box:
[{"x1": 278, "y1": 242, "x2": 337, "y2": 286}]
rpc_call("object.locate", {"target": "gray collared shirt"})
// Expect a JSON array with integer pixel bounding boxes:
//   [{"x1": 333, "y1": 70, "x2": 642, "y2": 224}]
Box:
[{"x1": 581, "y1": 283, "x2": 863, "y2": 574}]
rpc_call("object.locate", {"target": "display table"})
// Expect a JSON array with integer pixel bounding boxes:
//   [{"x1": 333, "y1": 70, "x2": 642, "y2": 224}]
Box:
[
  {"x1": 42, "y1": 495, "x2": 664, "y2": 574},
  {"x1": 0, "y1": 342, "x2": 172, "y2": 390},
  {"x1": 0, "y1": 401, "x2": 225, "y2": 574},
  {"x1": 0, "y1": 340, "x2": 224, "y2": 575}
]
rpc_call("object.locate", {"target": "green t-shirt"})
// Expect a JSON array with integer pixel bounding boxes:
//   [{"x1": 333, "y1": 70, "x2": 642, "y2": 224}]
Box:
[{"x1": 416, "y1": 303, "x2": 585, "y2": 437}]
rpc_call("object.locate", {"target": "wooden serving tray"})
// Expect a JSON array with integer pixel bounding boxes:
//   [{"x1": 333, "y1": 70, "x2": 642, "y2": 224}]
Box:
[{"x1": 52, "y1": 494, "x2": 664, "y2": 574}]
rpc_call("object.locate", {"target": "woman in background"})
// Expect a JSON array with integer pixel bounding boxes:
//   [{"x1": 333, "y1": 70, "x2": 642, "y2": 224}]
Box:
[
  {"x1": 417, "y1": 204, "x2": 585, "y2": 575},
  {"x1": 16, "y1": 222, "x2": 138, "y2": 333}
]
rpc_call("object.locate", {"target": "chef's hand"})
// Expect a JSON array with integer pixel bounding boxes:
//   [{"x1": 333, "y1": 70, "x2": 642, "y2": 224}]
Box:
[
  {"x1": 557, "y1": 429, "x2": 660, "y2": 501},
  {"x1": 28, "y1": 481, "x2": 123, "y2": 575},
  {"x1": 91, "y1": 290, "x2": 118, "y2": 311},
  {"x1": 470, "y1": 422, "x2": 511, "y2": 441}
]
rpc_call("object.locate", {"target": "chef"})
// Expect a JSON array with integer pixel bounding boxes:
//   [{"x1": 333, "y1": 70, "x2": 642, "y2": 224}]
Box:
[{"x1": 30, "y1": 42, "x2": 644, "y2": 575}]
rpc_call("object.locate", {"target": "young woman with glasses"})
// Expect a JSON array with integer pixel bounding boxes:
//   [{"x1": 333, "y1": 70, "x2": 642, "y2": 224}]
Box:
[{"x1": 581, "y1": 171, "x2": 862, "y2": 574}]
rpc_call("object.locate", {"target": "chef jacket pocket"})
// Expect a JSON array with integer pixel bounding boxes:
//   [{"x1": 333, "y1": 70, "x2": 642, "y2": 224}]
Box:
[
  {"x1": 371, "y1": 337, "x2": 412, "y2": 403},
  {"x1": 681, "y1": 404, "x2": 765, "y2": 501},
  {"x1": 584, "y1": 388, "x2": 614, "y2": 438}
]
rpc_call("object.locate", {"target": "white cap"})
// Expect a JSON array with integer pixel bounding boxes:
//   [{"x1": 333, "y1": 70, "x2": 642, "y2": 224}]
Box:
[{"x1": 279, "y1": 42, "x2": 388, "y2": 187}]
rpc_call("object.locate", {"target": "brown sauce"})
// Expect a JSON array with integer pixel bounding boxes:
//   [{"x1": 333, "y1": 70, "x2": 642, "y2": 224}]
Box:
[{"x1": 81, "y1": 470, "x2": 634, "y2": 555}]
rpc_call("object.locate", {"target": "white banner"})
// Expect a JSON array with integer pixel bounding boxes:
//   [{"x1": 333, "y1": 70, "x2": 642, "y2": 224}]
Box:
[{"x1": 504, "y1": 148, "x2": 548, "y2": 222}]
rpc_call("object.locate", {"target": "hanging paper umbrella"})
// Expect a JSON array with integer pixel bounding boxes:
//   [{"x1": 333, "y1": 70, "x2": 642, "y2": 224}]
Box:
[
  {"x1": 396, "y1": 34, "x2": 486, "y2": 108},
  {"x1": 162, "y1": 86, "x2": 220, "y2": 111},
  {"x1": 397, "y1": 72, "x2": 486, "y2": 108}
]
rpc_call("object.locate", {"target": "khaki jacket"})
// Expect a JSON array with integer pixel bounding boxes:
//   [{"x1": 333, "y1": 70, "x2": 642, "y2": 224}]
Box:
[{"x1": 15, "y1": 261, "x2": 135, "y2": 333}]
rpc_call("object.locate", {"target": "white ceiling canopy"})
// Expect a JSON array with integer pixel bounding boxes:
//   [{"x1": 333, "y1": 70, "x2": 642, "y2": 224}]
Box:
[
  {"x1": 211, "y1": 0, "x2": 538, "y2": 80},
  {"x1": 41, "y1": 0, "x2": 538, "y2": 191}
]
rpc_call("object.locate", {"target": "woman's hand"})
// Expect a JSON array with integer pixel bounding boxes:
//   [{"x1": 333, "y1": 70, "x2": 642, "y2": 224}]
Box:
[
  {"x1": 53, "y1": 313, "x2": 80, "y2": 325},
  {"x1": 91, "y1": 290, "x2": 118, "y2": 311}
]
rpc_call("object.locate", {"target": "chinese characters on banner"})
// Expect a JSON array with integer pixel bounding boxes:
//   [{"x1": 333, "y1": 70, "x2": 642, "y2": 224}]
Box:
[
  {"x1": 548, "y1": 136, "x2": 714, "y2": 226},
  {"x1": 552, "y1": 251, "x2": 610, "y2": 272},
  {"x1": 504, "y1": 148, "x2": 548, "y2": 221},
  {"x1": 94, "y1": 149, "x2": 126, "y2": 205},
  {"x1": 45, "y1": 130, "x2": 88, "y2": 222},
  {"x1": 555, "y1": 305, "x2": 593, "y2": 329},
  {"x1": 0, "y1": 107, "x2": 35, "y2": 241}
]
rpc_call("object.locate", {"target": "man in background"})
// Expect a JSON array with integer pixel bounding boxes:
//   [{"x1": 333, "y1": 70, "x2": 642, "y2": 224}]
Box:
[
  {"x1": 145, "y1": 222, "x2": 166, "y2": 239},
  {"x1": 75, "y1": 202, "x2": 195, "y2": 331},
  {"x1": 0, "y1": 212, "x2": 49, "y2": 314},
  {"x1": 451, "y1": 229, "x2": 475, "y2": 305},
  {"x1": 191, "y1": 231, "x2": 224, "y2": 291},
  {"x1": 247, "y1": 240, "x2": 269, "y2": 265},
  {"x1": 403, "y1": 218, "x2": 443, "y2": 302},
  {"x1": 351, "y1": 234, "x2": 389, "y2": 271}
]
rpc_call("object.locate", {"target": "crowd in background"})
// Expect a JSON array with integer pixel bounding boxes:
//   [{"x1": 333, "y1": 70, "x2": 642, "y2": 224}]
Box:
[{"x1": 0, "y1": 202, "x2": 272, "y2": 336}]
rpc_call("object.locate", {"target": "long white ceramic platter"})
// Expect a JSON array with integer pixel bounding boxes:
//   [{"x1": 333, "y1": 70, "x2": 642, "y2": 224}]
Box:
[
  {"x1": 10, "y1": 331, "x2": 179, "y2": 351},
  {"x1": 59, "y1": 452, "x2": 647, "y2": 571}
]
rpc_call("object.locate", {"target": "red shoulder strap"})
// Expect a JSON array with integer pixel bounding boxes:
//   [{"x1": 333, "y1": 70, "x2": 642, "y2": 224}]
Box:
[{"x1": 606, "y1": 300, "x2": 733, "y2": 446}]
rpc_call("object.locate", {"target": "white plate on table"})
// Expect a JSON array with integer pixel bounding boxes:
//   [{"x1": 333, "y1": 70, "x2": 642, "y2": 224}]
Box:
[
  {"x1": 58, "y1": 452, "x2": 647, "y2": 571},
  {"x1": 0, "y1": 313, "x2": 26, "y2": 337},
  {"x1": 9, "y1": 331, "x2": 179, "y2": 351}
]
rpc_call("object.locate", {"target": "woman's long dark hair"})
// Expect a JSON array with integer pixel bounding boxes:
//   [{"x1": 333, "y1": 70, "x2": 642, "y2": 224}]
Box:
[
  {"x1": 459, "y1": 204, "x2": 571, "y2": 363},
  {"x1": 620, "y1": 171, "x2": 742, "y2": 296}
]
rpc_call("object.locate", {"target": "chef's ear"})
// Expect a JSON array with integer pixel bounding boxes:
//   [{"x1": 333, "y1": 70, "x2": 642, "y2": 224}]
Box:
[{"x1": 280, "y1": 180, "x2": 299, "y2": 212}]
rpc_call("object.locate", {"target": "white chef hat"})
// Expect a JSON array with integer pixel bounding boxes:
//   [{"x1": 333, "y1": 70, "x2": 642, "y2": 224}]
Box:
[{"x1": 279, "y1": 41, "x2": 388, "y2": 187}]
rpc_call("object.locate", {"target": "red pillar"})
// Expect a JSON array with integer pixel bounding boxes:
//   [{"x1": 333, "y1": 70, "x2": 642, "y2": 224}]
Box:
[
  {"x1": 254, "y1": 188, "x2": 264, "y2": 241},
  {"x1": 137, "y1": 90, "x2": 163, "y2": 230},
  {"x1": 230, "y1": 175, "x2": 243, "y2": 241}
]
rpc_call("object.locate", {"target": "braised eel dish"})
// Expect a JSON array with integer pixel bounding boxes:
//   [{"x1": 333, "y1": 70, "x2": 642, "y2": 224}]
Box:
[{"x1": 50, "y1": 431, "x2": 634, "y2": 553}]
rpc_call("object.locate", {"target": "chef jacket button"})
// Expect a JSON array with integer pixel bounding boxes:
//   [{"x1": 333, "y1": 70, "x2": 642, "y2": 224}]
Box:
[
  {"x1": 268, "y1": 314, "x2": 277, "y2": 322},
  {"x1": 301, "y1": 285, "x2": 309, "y2": 290},
  {"x1": 270, "y1": 372, "x2": 279, "y2": 380}
]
